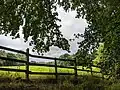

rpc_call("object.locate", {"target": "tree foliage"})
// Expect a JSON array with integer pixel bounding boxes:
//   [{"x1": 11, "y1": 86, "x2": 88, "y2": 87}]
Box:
[
  {"x1": 75, "y1": 49, "x2": 95, "y2": 67},
  {"x1": 1, "y1": 0, "x2": 120, "y2": 76},
  {"x1": 58, "y1": 53, "x2": 74, "y2": 66},
  {"x1": 0, "y1": 0, "x2": 70, "y2": 54},
  {"x1": 0, "y1": 50, "x2": 26, "y2": 66},
  {"x1": 58, "y1": 0, "x2": 120, "y2": 76},
  {"x1": 93, "y1": 43, "x2": 104, "y2": 65},
  {"x1": 0, "y1": 50, "x2": 7, "y2": 65}
]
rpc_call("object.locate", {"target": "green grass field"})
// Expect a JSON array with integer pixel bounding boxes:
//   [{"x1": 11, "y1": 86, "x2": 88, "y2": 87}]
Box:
[
  {"x1": 0, "y1": 66, "x2": 118, "y2": 90},
  {"x1": 0, "y1": 65, "x2": 102, "y2": 79}
]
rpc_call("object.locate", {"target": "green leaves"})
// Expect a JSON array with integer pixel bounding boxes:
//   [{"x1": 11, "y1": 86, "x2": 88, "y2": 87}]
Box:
[
  {"x1": 81, "y1": 0, "x2": 120, "y2": 76},
  {"x1": 58, "y1": 0, "x2": 120, "y2": 76},
  {"x1": 58, "y1": 53, "x2": 74, "y2": 66},
  {"x1": 0, "y1": 0, "x2": 70, "y2": 54}
]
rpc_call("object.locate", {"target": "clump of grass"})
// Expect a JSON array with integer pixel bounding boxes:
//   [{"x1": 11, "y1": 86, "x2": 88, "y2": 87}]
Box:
[{"x1": 0, "y1": 75, "x2": 116, "y2": 90}]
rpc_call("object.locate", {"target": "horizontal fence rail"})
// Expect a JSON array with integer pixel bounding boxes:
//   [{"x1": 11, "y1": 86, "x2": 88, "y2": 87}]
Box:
[
  {"x1": 0, "y1": 46, "x2": 26, "y2": 54},
  {"x1": 0, "y1": 45, "x2": 106, "y2": 80},
  {"x1": 0, "y1": 68, "x2": 27, "y2": 72},
  {"x1": 0, "y1": 56, "x2": 27, "y2": 63},
  {"x1": 29, "y1": 54, "x2": 75, "y2": 62}
]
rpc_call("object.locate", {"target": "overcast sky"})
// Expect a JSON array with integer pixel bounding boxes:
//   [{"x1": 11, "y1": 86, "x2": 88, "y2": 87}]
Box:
[{"x1": 0, "y1": 7, "x2": 87, "y2": 61}]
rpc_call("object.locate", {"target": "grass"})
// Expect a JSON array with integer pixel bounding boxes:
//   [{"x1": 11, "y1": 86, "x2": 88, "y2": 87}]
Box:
[
  {"x1": 0, "y1": 65, "x2": 115, "y2": 90},
  {"x1": 0, "y1": 65, "x2": 102, "y2": 79},
  {"x1": 0, "y1": 74, "x2": 115, "y2": 90}
]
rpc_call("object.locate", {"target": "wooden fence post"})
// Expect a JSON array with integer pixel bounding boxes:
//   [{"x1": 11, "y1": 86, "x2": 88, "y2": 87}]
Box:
[
  {"x1": 90, "y1": 60, "x2": 93, "y2": 76},
  {"x1": 90, "y1": 62, "x2": 93, "y2": 76},
  {"x1": 74, "y1": 58, "x2": 77, "y2": 79},
  {"x1": 26, "y1": 48, "x2": 29, "y2": 81},
  {"x1": 55, "y1": 58, "x2": 58, "y2": 80}
]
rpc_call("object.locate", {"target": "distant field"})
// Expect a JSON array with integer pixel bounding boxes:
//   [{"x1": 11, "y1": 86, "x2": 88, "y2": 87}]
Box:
[{"x1": 0, "y1": 66, "x2": 102, "y2": 79}]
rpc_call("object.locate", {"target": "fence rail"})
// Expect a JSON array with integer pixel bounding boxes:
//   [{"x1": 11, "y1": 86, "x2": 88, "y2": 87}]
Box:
[
  {"x1": 0, "y1": 68, "x2": 27, "y2": 72},
  {"x1": 0, "y1": 45, "x2": 104, "y2": 80}
]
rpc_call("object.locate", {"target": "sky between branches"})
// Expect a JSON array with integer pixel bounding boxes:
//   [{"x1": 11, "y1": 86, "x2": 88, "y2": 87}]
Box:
[{"x1": 0, "y1": 7, "x2": 87, "y2": 61}]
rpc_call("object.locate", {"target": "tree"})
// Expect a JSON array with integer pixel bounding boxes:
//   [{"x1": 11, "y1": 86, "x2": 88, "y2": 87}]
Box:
[
  {"x1": 0, "y1": 50, "x2": 7, "y2": 66},
  {"x1": 1, "y1": 0, "x2": 120, "y2": 76},
  {"x1": 58, "y1": 0, "x2": 120, "y2": 76},
  {"x1": 16, "y1": 53, "x2": 26, "y2": 61},
  {"x1": 15, "y1": 53, "x2": 26, "y2": 65},
  {"x1": 0, "y1": 50, "x2": 26, "y2": 66},
  {"x1": 58, "y1": 53, "x2": 74, "y2": 66},
  {"x1": 92, "y1": 43, "x2": 110, "y2": 75},
  {"x1": 5, "y1": 53, "x2": 17, "y2": 66},
  {"x1": 93, "y1": 43, "x2": 104, "y2": 65},
  {"x1": 0, "y1": 0, "x2": 70, "y2": 54},
  {"x1": 74, "y1": 49, "x2": 96, "y2": 69}
]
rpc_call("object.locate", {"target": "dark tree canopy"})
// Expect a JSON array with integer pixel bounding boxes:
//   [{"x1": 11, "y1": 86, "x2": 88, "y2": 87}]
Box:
[
  {"x1": 69, "y1": 0, "x2": 120, "y2": 75},
  {"x1": 0, "y1": 0, "x2": 70, "y2": 54},
  {"x1": 56, "y1": 0, "x2": 120, "y2": 76},
  {"x1": 58, "y1": 0, "x2": 120, "y2": 61}
]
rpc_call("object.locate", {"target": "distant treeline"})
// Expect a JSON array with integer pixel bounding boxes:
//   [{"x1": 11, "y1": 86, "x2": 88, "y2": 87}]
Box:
[
  {"x1": 0, "y1": 50, "x2": 85, "y2": 66},
  {"x1": 47, "y1": 53, "x2": 75, "y2": 66},
  {"x1": 0, "y1": 50, "x2": 75, "y2": 66},
  {"x1": 0, "y1": 50, "x2": 26, "y2": 66}
]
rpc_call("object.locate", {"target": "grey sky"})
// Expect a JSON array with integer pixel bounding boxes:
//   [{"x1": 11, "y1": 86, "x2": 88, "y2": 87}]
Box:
[{"x1": 0, "y1": 7, "x2": 87, "y2": 61}]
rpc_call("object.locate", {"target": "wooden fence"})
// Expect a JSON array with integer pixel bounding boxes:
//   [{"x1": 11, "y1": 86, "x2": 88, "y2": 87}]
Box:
[{"x1": 0, "y1": 46, "x2": 103, "y2": 80}]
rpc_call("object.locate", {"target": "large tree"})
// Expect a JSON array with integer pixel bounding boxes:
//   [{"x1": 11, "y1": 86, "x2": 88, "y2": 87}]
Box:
[
  {"x1": 57, "y1": 0, "x2": 120, "y2": 77},
  {"x1": 59, "y1": 0, "x2": 120, "y2": 56},
  {"x1": 0, "y1": 0, "x2": 70, "y2": 54}
]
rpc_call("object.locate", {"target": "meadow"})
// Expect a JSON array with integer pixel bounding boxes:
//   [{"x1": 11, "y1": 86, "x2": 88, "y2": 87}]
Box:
[
  {"x1": 0, "y1": 65, "x2": 102, "y2": 79},
  {"x1": 0, "y1": 66, "x2": 119, "y2": 90}
]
